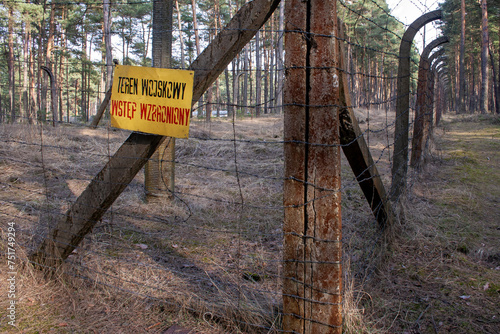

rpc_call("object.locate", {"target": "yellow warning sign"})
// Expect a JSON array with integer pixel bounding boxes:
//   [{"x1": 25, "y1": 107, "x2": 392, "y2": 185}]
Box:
[{"x1": 110, "y1": 65, "x2": 194, "y2": 138}]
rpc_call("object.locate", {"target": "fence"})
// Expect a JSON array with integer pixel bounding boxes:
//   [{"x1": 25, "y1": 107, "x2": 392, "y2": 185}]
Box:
[{"x1": 0, "y1": 0, "x2": 451, "y2": 332}]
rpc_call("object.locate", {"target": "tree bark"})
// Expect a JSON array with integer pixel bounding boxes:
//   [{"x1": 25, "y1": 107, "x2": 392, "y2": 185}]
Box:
[
  {"x1": 7, "y1": 6, "x2": 15, "y2": 122},
  {"x1": 243, "y1": 45, "x2": 249, "y2": 116},
  {"x1": 22, "y1": 15, "x2": 30, "y2": 121},
  {"x1": 81, "y1": 30, "x2": 88, "y2": 121},
  {"x1": 458, "y1": 0, "x2": 466, "y2": 113},
  {"x1": 255, "y1": 31, "x2": 261, "y2": 117},
  {"x1": 480, "y1": 0, "x2": 489, "y2": 113},
  {"x1": 276, "y1": 1, "x2": 284, "y2": 114},
  {"x1": 190, "y1": 0, "x2": 204, "y2": 117},
  {"x1": 59, "y1": 5, "x2": 67, "y2": 122},
  {"x1": 175, "y1": 0, "x2": 185, "y2": 69},
  {"x1": 103, "y1": 0, "x2": 113, "y2": 93},
  {"x1": 28, "y1": 25, "x2": 37, "y2": 123},
  {"x1": 47, "y1": 2, "x2": 57, "y2": 124},
  {"x1": 490, "y1": 48, "x2": 500, "y2": 114}
]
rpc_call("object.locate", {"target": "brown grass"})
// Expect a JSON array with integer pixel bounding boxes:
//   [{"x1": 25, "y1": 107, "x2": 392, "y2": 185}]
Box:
[
  {"x1": 0, "y1": 118, "x2": 285, "y2": 333},
  {"x1": 0, "y1": 112, "x2": 499, "y2": 333},
  {"x1": 360, "y1": 113, "x2": 500, "y2": 334}
]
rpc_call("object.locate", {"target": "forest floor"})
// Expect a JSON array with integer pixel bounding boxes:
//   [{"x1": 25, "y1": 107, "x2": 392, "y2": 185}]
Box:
[
  {"x1": 0, "y1": 112, "x2": 498, "y2": 333},
  {"x1": 361, "y1": 113, "x2": 500, "y2": 334}
]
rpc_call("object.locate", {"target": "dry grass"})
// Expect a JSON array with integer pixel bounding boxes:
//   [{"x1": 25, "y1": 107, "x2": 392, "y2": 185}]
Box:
[
  {"x1": 0, "y1": 112, "x2": 498, "y2": 333},
  {"x1": 361, "y1": 113, "x2": 500, "y2": 333},
  {"x1": 0, "y1": 118, "x2": 285, "y2": 333}
]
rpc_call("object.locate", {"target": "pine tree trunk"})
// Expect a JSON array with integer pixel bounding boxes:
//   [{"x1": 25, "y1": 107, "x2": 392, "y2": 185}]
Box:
[
  {"x1": 491, "y1": 48, "x2": 500, "y2": 114},
  {"x1": 81, "y1": 31, "x2": 87, "y2": 121},
  {"x1": 276, "y1": 1, "x2": 284, "y2": 114},
  {"x1": 104, "y1": 0, "x2": 113, "y2": 92},
  {"x1": 470, "y1": 55, "x2": 476, "y2": 113},
  {"x1": 269, "y1": 25, "x2": 274, "y2": 114},
  {"x1": 59, "y1": 5, "x2": 67, "y2": 122},
  {"x1": 458, "y1": 0, "x2": 466, "y2": 113},
  {"x1": 206, "y1": 28, "x2": 213, "y2": 121},
  {"x1": 22, "y1": 15, "x2": 30, "y2": 121},
  {"x1": 225, "y1": 68, "x2": 232, "y2": 117},
  {"x1": 175, "y1": 0, "x2": 185, "y2": 69},
  {"x1": 243, "y1": 45, "x2": 249, "y2": 116},
  {"x1": 255, "y1": 30, "x2": 261, "y2": 117},
  {"x1": 480, "y1": 0, "x2": 489, "y2": 113},
  {"x1": 47, "y1": 2, "x2": 57, "y2": 123},
  {"x1": 28, "y1": 27, "x2": 37, "y2": 124},
  {"x1": 7, "y1": 6, "x2": 15, "y2": 122},
  {"x1": 227, "y1": 2, "x2": 235, "y2": 118},
  {"x1": 190, "y1": 0, "x2": 203, "y2": 117}
]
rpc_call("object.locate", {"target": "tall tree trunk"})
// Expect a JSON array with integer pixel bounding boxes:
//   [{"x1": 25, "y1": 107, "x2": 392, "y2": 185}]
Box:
[
  {"x1": 28, "y1": 25, "x2": 37, "y2": 124},
  {"x1": 0, "y1": 93, "x2": 3, "y2": 123},
  {"x1": 205, "y1": 23, "x2": 213, "y2": 121},
  {"x1": 47, "y1": 2, "x2": 57, "y2": 123},
  {"x1": 81, "y1": 31, "x2": 88, "y2": 121},
  {"x1": 248, "y1": 41, "x2": 253, "y2": 116},
  {"x1": 255, "y1": 30, "x2": 261, "y2": 117},
  {"x1": 231, "y1": 59, "x2": 237, "y2": 117},
  {"x1": 190, "y1": 0, "x2": 203, "y2": 117},
  {"x1": 470, "y1": 55, "x2": 476, "y2": 113},
  {"x1": 121, "y1": 26, "x2": 126, "y2": 64},
  {"x1": 59, "y1": 5, "x2": 67, "y2": 122},
  {"x1": 490, "y1": 48, "x2": 499, "y2": 114},
  {"x1": 205, "y1": 1, "x2": 220, "y2": 122},
  {"x1": 480, "y1": 0, "x2": 489, "y2": 113},
  {"x1": 100, "y1": 22, "x2": 105, "y2": 105},
  {"x1": 86, "y1": 38, "x2": 92, "y2": 120},
  {"x1": 22, "y1": 17, "x2": 30, "y2": 121},
  {"x1": 103, "y1": 0, "x2": 113, "y2": 117},
  {"x1": 266, "y1": 18, "x2": 271, "y2": 113},
  {"x1": 458, "y1": 0, "x2": 466, "y2": 113},
  {"x1": 225, "y1": 68, "x2": 231, "y2": 116},
  {"x1": 175, "y1": 0, "x2": 185, "y2": 69},
  {"x1": 7, "y1": 6, "x2": 15, "y2": 122},
  {"x1": 276, "y1": 0, "x2": 284, "y2": 114},
  {"x1": 226, "y1": 1, "x2": 234, "y2": 118},
  {"x1": 264, "y1": 50, "x2": 269, "y2": 114},
  {"x1": 17, "y1": 51, "x2": 22, "y2": 119},
  {"x1": 243, "y1": 45, "x2": 249, "y2": 116},
  {"x1": 39, "y1": 2, "x2": 47, "y2": 121}
]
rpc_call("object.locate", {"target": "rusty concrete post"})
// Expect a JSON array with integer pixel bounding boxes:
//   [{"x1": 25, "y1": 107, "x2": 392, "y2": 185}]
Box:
[
  {"x1": 433, "y1": 62, "x2": 448, "y2": 126},
  {"x1": 283, "y1": 0, "x2": 342, "y2": 333},
  {"x1": 430, "y1": 58, "x2": 446, "y2": 126},
  {"x1": 337, "y1": 20, "x2": 395, "y2": 233},
  {"x1": 391, "y1": 10, "x2": 442, "y2": 200},
  {"x1": 410, "y1": 36, "x2": 448, "y2": 167}
]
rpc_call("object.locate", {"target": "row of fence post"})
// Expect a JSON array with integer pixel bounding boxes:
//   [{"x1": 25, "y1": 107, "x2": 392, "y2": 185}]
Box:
[{"x1": 27, "y1": 1, "x2": 451, "y2": 333}]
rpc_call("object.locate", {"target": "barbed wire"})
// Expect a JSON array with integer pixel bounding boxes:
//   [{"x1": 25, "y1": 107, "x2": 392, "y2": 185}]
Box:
[{"x1": 0, "y1": 1, "x2": 449, "y2": 331}]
